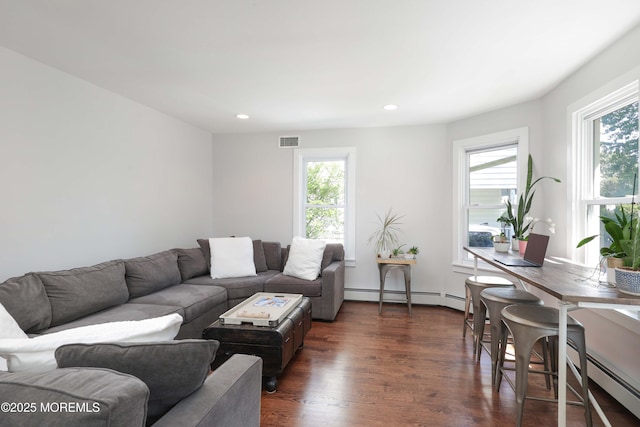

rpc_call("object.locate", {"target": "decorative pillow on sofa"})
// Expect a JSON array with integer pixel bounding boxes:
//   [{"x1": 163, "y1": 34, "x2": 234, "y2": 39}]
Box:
[
  {"x1": 55, "y1": 339, "x2": 219, "y2": 425},
  {"x1": 283, "y1": 237, "x2": 327, "y2": 281},
  {"x1": 0, "y1": 303, "x2": 28, "y2": 341},
  {"x1": 198, "y1": 238, "x2": 268, "y2": 273},
  {"x1": 0, "y1": 313, "x2": 182, "y2": 372},
  {"x1": 0, "y1": 302, "x2": 28, "y2": 371},
  {"x1": 0, "y1": 274, "x2": 52, "y2": 333},
  {"x1": 209, "y1": 237, "x2": 257, "y2": 279}
]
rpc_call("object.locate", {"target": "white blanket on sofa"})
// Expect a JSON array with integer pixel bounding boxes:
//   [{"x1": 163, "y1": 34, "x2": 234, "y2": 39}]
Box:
[{"x1": 0, "y1": 313, "x2": 183, "y2": 372}]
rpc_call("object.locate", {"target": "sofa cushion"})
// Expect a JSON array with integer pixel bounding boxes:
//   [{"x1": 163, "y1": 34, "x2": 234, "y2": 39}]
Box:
[
  {"x1": 209, "y1": 237, "x2": 257, "y2": 279},
  {"x1": 262, "y1": 241, "x2": 283, "y2": 271},
  {"x1": 0, "y1": 367, "x2": 149, "y2": 427},
  {"x1": 264, "y1": 273, "x2": 323, "y2": 297},
  {"x1": 0, "y1": 274, "x2": 52, "y2": 333},
  {"x1": 253, "y1": 240, "x2": 268, "y2": 272},
  {"x1": 37, "y1": 260, "x2": 129, "y2": 327},
  {"x1": 55, "y1": 340, "x2": 219, "y2": 425},
  {"x1": 125, "y1": 251, "x2": 182, "y2": 298},
  {"x1": 321, "y1": 243, "x2": 345, "y2": 272},
  {"x1": 184, "y1": 270, "x2": 279, "y2": 301},
  {"x1": 128, "y1": 284, "x2": 227, "y2": 323},
  {"x1": 0, "y1": 314, "x2": 182, "y2": 372},
  {"x1": 175, "y1": 248, "x2": 209, "y2": 281},
  {"x1": 283, "y1": 237, "x2": 327, "y2": 281}
]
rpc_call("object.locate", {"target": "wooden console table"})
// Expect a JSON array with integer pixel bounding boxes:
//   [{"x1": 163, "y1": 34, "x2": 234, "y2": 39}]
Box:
[{"x1": 377, "y1": 258, "x2": 416, "y2": 316}]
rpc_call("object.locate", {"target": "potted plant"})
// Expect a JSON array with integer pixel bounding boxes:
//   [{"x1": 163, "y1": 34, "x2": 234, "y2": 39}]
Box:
[
  {"x1": 406, "y1": 246, "x2": 419, "y2": 259},
  {"x1": 368, "y1": 208, "x2": 404, "y2": 258},
  {"x1": 392, "y1": 245, "x2": 406, "y2": 258},
  {"x1": 612, "y1": 205, "x2": 640, "y2": 295},
  {"x1": 500, "y1": 154, "x2": 561, "y2": 251},
  {"x1": 576, "y1": 206, "x2": 631, "y2": 282},
  {"x1": 492, "y1": 233, "x2": 510, "y2": 253}
]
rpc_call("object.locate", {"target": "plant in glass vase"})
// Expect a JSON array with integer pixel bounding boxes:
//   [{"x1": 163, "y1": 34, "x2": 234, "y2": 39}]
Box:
[{"x1": 500, "y1": 154, "x2": 561, "y2": 251}]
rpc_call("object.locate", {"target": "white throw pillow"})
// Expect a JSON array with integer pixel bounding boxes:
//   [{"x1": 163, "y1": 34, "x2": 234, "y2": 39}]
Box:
[
  {"x1": 283, "y1": 237, "x2": 327, "y2": 281},
  {"x1": 0, "y1": 303, "x2": 28, "y2": 371},
  {"x1": 0, "y1": 313, "x2": 182, "y2": 372},
  {"x1": 209, "y1": 237, "x2": 257, "y2": 279},
  {"x1": 0, "y1": 303, "x2": 28, "y2": 340}
]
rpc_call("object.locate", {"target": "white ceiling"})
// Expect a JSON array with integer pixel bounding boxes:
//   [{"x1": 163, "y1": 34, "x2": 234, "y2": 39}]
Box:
[{"x1": 2, "y1": 1, "x2": 640, "y2": 134}]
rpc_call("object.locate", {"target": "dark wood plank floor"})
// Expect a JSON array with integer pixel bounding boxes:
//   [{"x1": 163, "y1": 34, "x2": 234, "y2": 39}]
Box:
[{"x1": 260, "y1": 301, "x2": 638, "y2": 427}]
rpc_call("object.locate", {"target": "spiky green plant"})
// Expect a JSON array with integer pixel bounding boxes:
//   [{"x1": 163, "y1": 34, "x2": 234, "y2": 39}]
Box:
[
  {"x1": 503, "y1": 154, "x2": 561, "y2": 239},
  {"x1": 368, "y1": 208, "x2": 404, "y2": 256}
]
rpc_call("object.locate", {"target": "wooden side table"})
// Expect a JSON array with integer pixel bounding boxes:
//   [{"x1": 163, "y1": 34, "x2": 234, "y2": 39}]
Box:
[{"x1": 376, "y1": 258, "x2": 416, "y2": 316}]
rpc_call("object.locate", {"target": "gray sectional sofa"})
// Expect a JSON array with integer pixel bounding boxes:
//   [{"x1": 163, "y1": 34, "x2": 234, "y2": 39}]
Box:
[{"x1": 0, "y1": 239, "x2": 345, "y2": 426}]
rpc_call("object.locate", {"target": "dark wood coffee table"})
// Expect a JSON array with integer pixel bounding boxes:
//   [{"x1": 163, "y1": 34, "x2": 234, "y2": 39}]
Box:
[{"x1": 203, "y1": 296, "x2": 311, "y2": 392}]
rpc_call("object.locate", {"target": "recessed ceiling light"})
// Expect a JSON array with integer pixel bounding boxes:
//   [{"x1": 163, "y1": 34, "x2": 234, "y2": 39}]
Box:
[
  {"x1": 236, "y1": 113, "x2": 250, "y2": 119},
  {"x1": 383, "y1": 104, "x2": 398, "y2": 111}
]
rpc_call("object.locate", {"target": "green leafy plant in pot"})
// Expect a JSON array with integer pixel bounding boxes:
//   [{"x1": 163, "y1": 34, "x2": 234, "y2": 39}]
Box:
[
  {"x1": 614, "y1": 207, "x2": 640, "y2": 295},
  {"x1": 577, "y1": 206, "x2": 631, "y2": 260},
  {"x1": 576, "y1": 206, "x2": 631, "y2": 283},
  {"x1": 499, "y1": 154, "x2": 561, "y2": 250}
]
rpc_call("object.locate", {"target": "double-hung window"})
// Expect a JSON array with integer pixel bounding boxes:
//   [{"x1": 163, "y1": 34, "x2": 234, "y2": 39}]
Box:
[
  {"x1": 293, "y1": 147, "x2": 356, "y2": 266},
  {"x1": 572, "y1": 81, "x2": 639, "y2": 266},
  {"x1": 453, "y1": 127, "x2": 528, "y2": 264}
]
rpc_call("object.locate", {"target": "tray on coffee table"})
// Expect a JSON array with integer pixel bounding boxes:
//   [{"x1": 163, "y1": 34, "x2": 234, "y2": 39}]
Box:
[{"x1": 219, "y1": 292, "x2": 303, "y2": 326}]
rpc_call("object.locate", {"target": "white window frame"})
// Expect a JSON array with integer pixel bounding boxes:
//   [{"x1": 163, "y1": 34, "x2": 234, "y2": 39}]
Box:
[
  {"x1": 452, "y1": 127, "x2": 529, "y2": 266},
  {"x1": 293, "y1": 147, "x2": 356, "y2": 267},
  {"x1": 570, "y1": 79, "x2": 639, "y2": 265}
]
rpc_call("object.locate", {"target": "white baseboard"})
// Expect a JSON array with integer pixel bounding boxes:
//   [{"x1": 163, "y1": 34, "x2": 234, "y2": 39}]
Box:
[{"x1": 344, "y1": 288, "x2": 442, "y2": 306}]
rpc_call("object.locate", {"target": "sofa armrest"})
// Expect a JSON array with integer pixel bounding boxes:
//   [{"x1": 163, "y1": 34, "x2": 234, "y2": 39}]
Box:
[
  {"x1": 152, "y1": 354, "x2": 263, "y2": 427},
  {"x1": 320, "y1": 260, "x2": 345, "y2": 321}
]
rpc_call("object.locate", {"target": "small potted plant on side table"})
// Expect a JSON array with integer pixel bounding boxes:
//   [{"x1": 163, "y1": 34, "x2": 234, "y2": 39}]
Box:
[{"x1": 406, "y1": 246, "x2": 419, "y2": 259}]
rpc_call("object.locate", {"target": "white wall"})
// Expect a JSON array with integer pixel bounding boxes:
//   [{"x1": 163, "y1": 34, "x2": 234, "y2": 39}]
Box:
[
  {"x1": 211, "y1": 125, "x2": 448, "y2": 304},
  {"x1": 0, "y1": 48, "x2": 214, "y2": 280}
]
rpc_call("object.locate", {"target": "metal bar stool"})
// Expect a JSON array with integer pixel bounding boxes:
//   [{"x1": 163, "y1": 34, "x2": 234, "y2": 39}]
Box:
[
  {"x1": 497, "y1": 304, "x2": 592, "y2": 427},
  {"x1": 463, "y1": 275, "x2": 515, "y2": 355},
  {"x1": 478, "y1": 287, "x2": 545, "y2": 386}
]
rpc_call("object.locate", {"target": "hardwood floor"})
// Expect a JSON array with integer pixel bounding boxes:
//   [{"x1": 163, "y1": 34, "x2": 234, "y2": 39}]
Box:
[{"x1": 260, "y1": 301, "x2": 638, "y2": 427}]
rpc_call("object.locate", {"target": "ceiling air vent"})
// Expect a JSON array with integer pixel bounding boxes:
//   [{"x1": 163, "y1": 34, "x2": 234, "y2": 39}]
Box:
[{"x1": 279, "y1": 136, "x2": 300, "y2": 148}]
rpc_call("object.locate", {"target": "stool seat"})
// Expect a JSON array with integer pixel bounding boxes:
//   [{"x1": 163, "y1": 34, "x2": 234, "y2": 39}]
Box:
[
  {"x1": 497, "y1": 304, "x2": 592, "y2": 427},
  {"x1": 463, "y1": 276, "x2": 515, "y2": 355},
  {"x1": 478, "y1": 288, "x2": 544, "y2": 382},
  {"x1": 501, "y1": 304, "x2": 583, "y2": 330}
]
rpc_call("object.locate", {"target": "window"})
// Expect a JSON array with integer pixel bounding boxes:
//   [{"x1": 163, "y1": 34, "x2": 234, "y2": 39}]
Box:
[
  {"x1": 571, "y1": 81, "x2": 639, "y2": 265},
  {"x1": 293, "y1": 148, "x2": 356, "y2": 266},
  {"x1": 453, "y1": 128, "x2": 529, "y2": 264}
]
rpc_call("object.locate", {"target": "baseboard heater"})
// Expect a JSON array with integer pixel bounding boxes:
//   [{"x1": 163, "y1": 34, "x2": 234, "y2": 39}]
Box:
[{"x1": 586, "y1": 351, "x2": 640, "y2": 400}]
